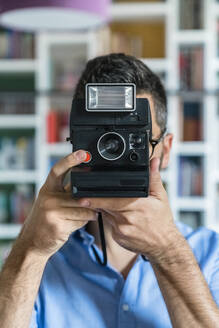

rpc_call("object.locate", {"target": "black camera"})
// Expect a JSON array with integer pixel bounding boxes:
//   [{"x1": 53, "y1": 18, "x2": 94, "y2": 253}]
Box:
[{"x1": 68, "y1": 83, "x2": 152, "y2": 197}]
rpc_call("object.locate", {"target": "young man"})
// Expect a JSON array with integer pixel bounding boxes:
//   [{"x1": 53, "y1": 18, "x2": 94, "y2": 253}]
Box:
[{"x1": 0, "y1": 53, "x2": 219, "y2": 328}]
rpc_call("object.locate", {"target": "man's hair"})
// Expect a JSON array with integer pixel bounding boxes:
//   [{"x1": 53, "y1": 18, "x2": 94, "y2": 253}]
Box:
[{"x1": 74, "y1": 53, "x2": 167, "y2": 134}]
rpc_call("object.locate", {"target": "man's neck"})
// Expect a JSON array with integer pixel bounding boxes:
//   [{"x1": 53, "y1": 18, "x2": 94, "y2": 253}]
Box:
[{"x1": 86, "y1": 213, "x2": 138, "y2": 279}]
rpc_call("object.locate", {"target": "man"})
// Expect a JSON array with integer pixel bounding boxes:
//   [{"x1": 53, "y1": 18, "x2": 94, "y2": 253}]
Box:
[{"x1": 0, "y1": 53, "x2": 219, "y2": 328}]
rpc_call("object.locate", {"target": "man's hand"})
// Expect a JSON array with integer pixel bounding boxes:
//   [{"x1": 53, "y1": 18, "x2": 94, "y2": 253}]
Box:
[
  {"x1": 80, "y1": 157, "x2": 219, "y2": 327},
  {"x1": 80, "y1": 157, "x2": 179, "y2": 261},
  {"x1": 18, "y1": 150, "x2": 98, "y2": 258}
]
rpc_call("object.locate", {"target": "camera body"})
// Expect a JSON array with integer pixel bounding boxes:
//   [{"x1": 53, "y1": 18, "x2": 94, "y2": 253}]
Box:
[{"x1": 69, "y1": 83, "x2": 152, "y2": 197}]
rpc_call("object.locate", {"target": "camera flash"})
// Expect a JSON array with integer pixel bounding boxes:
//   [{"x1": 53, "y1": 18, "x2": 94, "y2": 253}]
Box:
[{"x1": 86, "y1": 83, "x2": 136, "y2": 112}]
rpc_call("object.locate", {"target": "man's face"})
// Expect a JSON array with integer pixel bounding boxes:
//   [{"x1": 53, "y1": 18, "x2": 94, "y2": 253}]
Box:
[{"x1": 137, "y1": 93, "x2": 173, "y2": 170}]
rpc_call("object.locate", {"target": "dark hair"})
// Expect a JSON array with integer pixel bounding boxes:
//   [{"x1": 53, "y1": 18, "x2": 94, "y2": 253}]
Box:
[{"x1": 74, "y1": 53, "x2": 167, "y2": 133}]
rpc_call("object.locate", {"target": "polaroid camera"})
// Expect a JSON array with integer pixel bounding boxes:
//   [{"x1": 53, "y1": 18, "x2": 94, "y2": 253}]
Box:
[{"x1": 68, "y1": 83, "x2": 152, "y2": 198}]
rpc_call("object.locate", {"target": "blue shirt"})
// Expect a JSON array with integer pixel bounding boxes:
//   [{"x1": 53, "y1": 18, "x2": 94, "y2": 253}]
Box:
[{"x1": 30, "y1": 222, "x2": 219, "y2": 328}]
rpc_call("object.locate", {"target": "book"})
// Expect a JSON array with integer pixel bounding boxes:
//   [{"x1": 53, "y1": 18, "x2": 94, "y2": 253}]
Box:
[
  {"x1": 179, "y1": 46, "x2": 204, "y2": 90},
  {"x1": 0, "y1": 92, "x2": 35, "y2": 115},
  {"x1": 0, "y1": 184, "x2": 34, "y2": 224},
  {"x1": 50, "y1": 45, "x2": 86, "y2": 91},
  {"x1": 178, "y1": 156, "x2": 203, "y2": 197},
  {"x1": 179, "y1": 0, "x2": 203, "y2": 30},
  {"x1": 47, "y1": 110, "x2": 69, "y2": 143},
  {"x1": 180, "y1": 101, "x2": 203, "y2": 141},
  {"x1": 0, "y1": 28, "x2": 34, "y2": 59},
  {"x1": 0, "y1": 134, "x2": 35, "y2": 170}
]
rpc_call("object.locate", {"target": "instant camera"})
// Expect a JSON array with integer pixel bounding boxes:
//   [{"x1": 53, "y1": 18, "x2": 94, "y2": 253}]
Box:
[{"x1": 68, "y1": 83, "x2": 152, "y2": 198}]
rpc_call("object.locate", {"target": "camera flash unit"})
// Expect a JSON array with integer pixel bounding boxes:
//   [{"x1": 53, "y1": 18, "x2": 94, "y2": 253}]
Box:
[{"x1": 86, "y1": 83, "x2": 136, "y2": 112}]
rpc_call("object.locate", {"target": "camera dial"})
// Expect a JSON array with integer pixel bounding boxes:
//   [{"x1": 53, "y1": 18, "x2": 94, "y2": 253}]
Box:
[
  {"x1": 129, "y1": 151, "x2": 139, "y2": 162},
  {"x1": 97, "y1": 132, "x2": 126, "y2": 161}
]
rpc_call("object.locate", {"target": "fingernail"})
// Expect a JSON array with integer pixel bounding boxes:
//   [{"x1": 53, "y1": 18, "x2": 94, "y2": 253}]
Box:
[{"x1": 75, "y1": 150, "x2": 86, "y2": 161}]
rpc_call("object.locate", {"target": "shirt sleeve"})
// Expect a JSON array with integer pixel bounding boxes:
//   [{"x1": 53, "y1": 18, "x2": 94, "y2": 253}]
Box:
[{"x1": 29, "y1": 303, "x2": 38, "y2": 328}]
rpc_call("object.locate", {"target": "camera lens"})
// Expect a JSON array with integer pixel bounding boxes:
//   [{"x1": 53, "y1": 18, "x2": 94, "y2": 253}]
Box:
[
  {"x1": 129, "y1": 151, "x2": 139, "y2": 162},
  {"x1": 97, "y1": 132, "x2": 126, "y2": 161}
]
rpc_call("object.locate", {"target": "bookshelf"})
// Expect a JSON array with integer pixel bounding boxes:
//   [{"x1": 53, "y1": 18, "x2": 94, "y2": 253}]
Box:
[{"x1": 1, "y1": 0, "x2": 219, "y2": 267}]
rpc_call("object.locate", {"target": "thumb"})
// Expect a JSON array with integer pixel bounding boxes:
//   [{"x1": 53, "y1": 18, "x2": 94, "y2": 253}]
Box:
[{"x1": 149, "y1": 157, "x2": 165, "y2": 198}]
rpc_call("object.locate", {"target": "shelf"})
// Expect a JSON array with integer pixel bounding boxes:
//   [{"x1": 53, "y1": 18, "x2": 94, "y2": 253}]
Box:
[
  {"x1": 0, "y1": 59, "x2": 37, "y2": 73},
  {"x1": 0, "y1": 224, "x2": 21, "y2": 239},
  {"x1": 213, "y1": 58, "x2": 219, "y2": 71},
  {"x1": 0, "y1": 170, "x2": 37, "y2": 184},
  {"x1": 111, "y1": 2, "x2": 168, "y2": 21},
  {"x1": 0, "y1": 115, "x2": 38, "y2": 128},
  {"x1": 46, "y1": 143, "x2": 72, "y2": 157},
  {"x1": 176, "y1": 142, "x2": 210, "y2": 155},
  {"x1": 141, "y1": 58, "x2": 169, "y2": 72},
  {"x1": 174, "y1": 31, "x2": 207, "y2": 44},
  {"x1": 177, "y1": 197, "x2": 207, "y2": 211},
  {"x1": 215, "y1": 171, "x2": 219, "y2": 183}
]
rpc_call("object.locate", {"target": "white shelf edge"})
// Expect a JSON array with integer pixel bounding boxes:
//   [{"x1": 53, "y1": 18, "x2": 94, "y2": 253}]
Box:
[
  {"x1": 140, "y1": 58, "x2": 169, "y2": 72},
  {"x1": 111, "y1": 2, "x2": 168, "y2": 21},
  {"x1": 0, "y1": 170, "x2": 37, "y2": 183},
  {"x1": 176, "y1": 197, "x2": 207, "y2": 211},
  {"x1": 175, "y1": 142, "x2": 210, "y2": 155},
  {"x1": 46, "y1": 143, "x2": 72, "y2": 156},
  {"x1": 0, "y1": 59, "x2": 37, "y2": 72},
  {"x1": 212, "y1": 58, "x2": 219, "y2": 71},
  {"x1": 0, "y1": 224, "x2": 21, "y2": 239},
  {"x1": 0, "y1": 115, "x2": 38, "y2": 128},
  {"x1": 173, "y1": 31, "x2": 207, "y2": 44},
  {"x1": 215, "y1": 171, "x2": 219, "y2": 183}
]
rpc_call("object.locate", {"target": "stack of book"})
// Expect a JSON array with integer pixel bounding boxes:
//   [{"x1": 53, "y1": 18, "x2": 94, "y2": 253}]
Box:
[
  {"x1": 47, "y1": 110, "x2": 69, "y2": 143},
  {"x1": 0, "y1": 135, "x2": 35, "y2": 170},
  {"x1": 51, "y1": 58, "x2": 86, "y2": 91},
  {"x1": 179, "y1": 0, "x2": 203, "y2": 30},
  {"x1": 0, "y1": 184, "x2": 34, "y2": 224},
  {"x1": 179, "y1": 100, "x2": 203, "y2": 141},
  {"x1": 0, "y1": 93, "x2": 35, "y2": 115},
  {"x1": 0, "y1": 29, "x2": 34, "y2": 59},
  {"x1": 179, "y1": 46, "x2": 204, "y2": 90},
  {"x1": 178, "y1": 156, "x2": 203, "y2": 197}
]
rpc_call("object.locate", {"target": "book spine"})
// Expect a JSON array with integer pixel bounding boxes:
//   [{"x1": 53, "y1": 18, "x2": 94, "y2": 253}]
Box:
[{"x1": 47, "y1": 111, "x2": 59, "y2": 143}]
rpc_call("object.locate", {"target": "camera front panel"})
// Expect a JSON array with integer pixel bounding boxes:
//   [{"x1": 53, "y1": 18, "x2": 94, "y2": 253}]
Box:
[{"x1": 71, "y1": 127, "x2": 150, "y2": 170}]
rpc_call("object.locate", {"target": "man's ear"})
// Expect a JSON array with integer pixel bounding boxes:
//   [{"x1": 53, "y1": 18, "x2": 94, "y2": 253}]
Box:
[{"x1": 160, "y1": 133, "x2": 173, "y2": 169}]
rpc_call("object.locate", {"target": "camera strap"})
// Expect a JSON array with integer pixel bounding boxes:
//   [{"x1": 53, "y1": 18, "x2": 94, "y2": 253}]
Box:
[
  {"x1": 91, "y1": 212, "x2": 149, "y2": 266},
  {"x1": 91, "y1": 212, "x2": 108, "y2": 266}
]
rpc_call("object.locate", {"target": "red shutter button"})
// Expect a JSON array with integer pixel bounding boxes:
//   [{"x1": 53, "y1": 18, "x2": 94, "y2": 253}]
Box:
[{"x1": 84, "y1": 151, "x2": 92, "y2": 163}]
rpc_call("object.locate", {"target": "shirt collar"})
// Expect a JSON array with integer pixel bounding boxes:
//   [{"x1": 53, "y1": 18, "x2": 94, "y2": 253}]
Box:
[{"x1": 72, "y1": 226, "x2": 95, "y2": 246}]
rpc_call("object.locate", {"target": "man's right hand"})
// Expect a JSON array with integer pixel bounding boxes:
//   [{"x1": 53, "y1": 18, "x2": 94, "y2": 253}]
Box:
[{"x1": 17, "y1": 150, "x2": 98, "y2": 258}]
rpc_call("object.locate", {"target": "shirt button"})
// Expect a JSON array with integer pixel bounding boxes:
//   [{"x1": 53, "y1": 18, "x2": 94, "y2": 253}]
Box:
[{"x1": 122, "y1": 304, "x2": 129, "y2": 311}]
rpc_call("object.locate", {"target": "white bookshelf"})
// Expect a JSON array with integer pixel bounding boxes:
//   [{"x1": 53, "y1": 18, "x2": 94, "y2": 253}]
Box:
[
  {"x1": 0, "y1": 115, "x2": 38, "y2": 128},
  {"x1": 1, "y1": 0, "x2": 219, "y2": 242},
  {"x1": 0, "y1": 224, "x2": 21, "y2": 239},
  {"x1": 0, "y1": 59, "x2": 37, "y2": 72}
]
